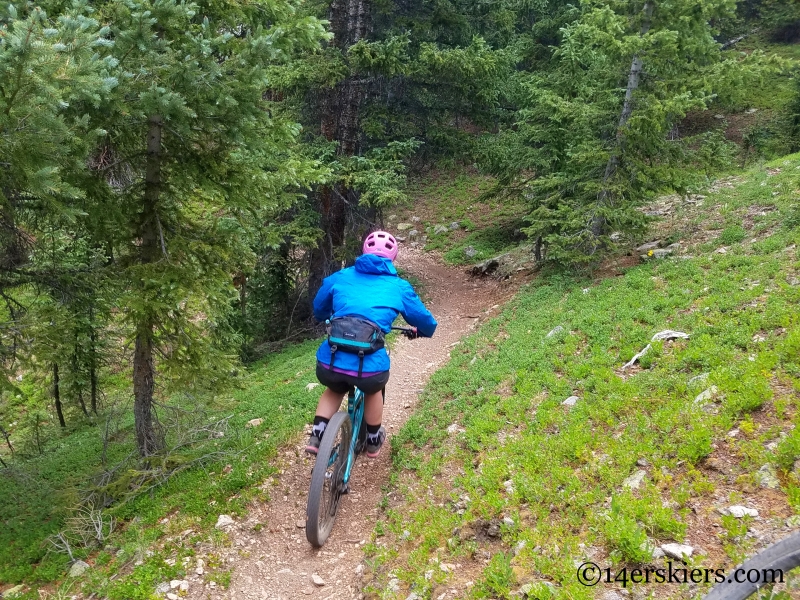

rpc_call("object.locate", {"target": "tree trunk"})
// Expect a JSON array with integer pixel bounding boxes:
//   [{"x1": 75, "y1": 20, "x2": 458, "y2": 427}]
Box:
[
  {"x1": 309, "y1": 0, "x2": 371, "y2": 299},
  {"x1": 133, "y1": 114, "x2": 165, "y2": 458},
  {"x1": 592, "y1": 0, "x2": 654, "y2": 239},
  {"x1": 0, "y1": 424, "x2": 14, "y2": 455},
  {"x1": 72, "y1": 344, "x2": 89, "y2": 417},
  {"x1": 89, "y1": 325, "x2": 98, "y2": 415},
  {"x1": 534, "y1": 235, "x2": 543, "y2": 263},
  {"x1": 53, "y1": 363, "x2": 65, "y2": 428}
]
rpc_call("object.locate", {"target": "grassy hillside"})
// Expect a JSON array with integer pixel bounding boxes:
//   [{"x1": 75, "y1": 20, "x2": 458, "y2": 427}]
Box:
[
  {"x1": 0, "y1": 341, "x2": 322, "y2": 598},
  {"x1": 392, "y1": 171, "x2": 527, "y2": 266},
  {"x1": 365, "y1": 155, "x2": 800, "y2": 599}
]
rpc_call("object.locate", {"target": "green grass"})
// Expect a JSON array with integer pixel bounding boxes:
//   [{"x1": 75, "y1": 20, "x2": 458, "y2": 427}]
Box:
[
  {"x1": 730, "y1": 35, "x2": 799, "y2": 111},
  {"x1": 0, "y1": 340, "x2": 321, "y2": 596},
  {"x1": 396, "y1": 170, "x2": 527, "y2": 265},
  {"x1": 367, "y1": 155, "x2": 800, "y2": 599}
]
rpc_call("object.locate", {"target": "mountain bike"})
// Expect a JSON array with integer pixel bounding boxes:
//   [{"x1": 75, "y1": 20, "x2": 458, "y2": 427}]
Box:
[
  {"x1": 305, "y1": 326, "x2": 418, "y2": 547},
  {"x1": 703, "y1": 530, "x2": 800, "y2": 599}
]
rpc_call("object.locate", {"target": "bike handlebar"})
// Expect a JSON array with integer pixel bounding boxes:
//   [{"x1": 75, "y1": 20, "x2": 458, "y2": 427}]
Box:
[{"x1": 391, "y1": 326, "x2": 418, "y2": 339}]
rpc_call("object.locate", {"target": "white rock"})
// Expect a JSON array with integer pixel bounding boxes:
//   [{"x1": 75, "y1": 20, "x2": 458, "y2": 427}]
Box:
[
  {"x1": 179, "y1": 581, "x2": 189, "y2": 592},
  {"x1": 246, "y1": 418, "x2": 263, "y2": 428},
  {"x1": 305, "y1": 382, "x2": 320, "y2": 392},
  {"x1": 215, "y1": 514, "x2": 235, "y2": 529},
  {"x1": 661, "y1": 543, "x2": 693, "y2": 560},
  {"x1": 355, "y1": 564, "x2": 364, "y2": 576},
  {"x1": 688, "y1": 373, "x2": 710, "y2": 385},
  {"x1": 167, "y1": 594, "x2": 178, "y2": 600},
  {"x1": 3, "y1": 585, "x2": 24, "y2": 599},
  {"x1": 397, "y1": 223, "x2": 413, "y2": 231},
  {"x1": 623, "y1": 470, "x2": 647, "y2": 489},
  {"x1": 503, "y1": 516, "x2": 515, "y2": 527},
  {"x1": 447, "y1": 423, "x2": 463, "y2": 434},
  {"x1": 562, "y1": 396, "x2": 579, "y2": 407},
  {"x1": 388, "y1": 578, "x2": 401, "y2": 592},
  {"x1": 156, "y1": 582, "x2": 171, "y2": 594},
  {"x1": 449, "y1": 222, "x2": 460, "y2": 230},
  {"x1": 651, "y1": 330, "x2": 690, "y2": 341},
  {"x1": 757, "y1": 464, "x2": 780, "y2": 489},
  {"x1": 546, "y1": 325, "x2": 565, "y2": 339},
  {"x1": 407, "y1": 594, "x2": 422, "y2": 600},
  {"x1": 68, "y1": 560, "x2": 90, "y2": 577},
  {"x1": 601, "y1": 592, "x2": 624, "y2": 600},
  {"x1": 170, "y1": 579, "x2": 182, "y2": 589},
  {"x1": 721, "y1": 505, "x2": 759, "y2": 518},
  {"x1": 694, "y1": 386, "x2": 719, "y2": 404},
  {"x1": 652, "y1": 547, "x2": 665, "y2": 560},
  {"x1": 636, "y1": 241, "x2": 662, "y2": 253},
  {"x1": 296, "y1": 520, "x2": 305, "y2": 528},
  {"x1": 311, "y1": 574, "x2": 325, "y2": 586},
  {"x1": 434, "y1": 224, "x2": 448, "y2": 235}
]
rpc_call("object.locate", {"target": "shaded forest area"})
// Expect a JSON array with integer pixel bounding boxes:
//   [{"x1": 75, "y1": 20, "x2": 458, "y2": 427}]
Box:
[{"x1": 1, "y1": 0, "x2": 799, "y2": 589}]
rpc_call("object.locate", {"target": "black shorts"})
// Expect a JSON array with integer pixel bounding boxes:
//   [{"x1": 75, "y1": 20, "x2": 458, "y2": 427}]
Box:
[{"x1": 316, "y1": 363, "x2": 390, "y2": 395}]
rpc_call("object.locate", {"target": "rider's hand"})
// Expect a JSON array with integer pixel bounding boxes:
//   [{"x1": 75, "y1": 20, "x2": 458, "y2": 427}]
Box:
[{"x1": 404, "y1": 327, "x2": 419, "y2": 340}]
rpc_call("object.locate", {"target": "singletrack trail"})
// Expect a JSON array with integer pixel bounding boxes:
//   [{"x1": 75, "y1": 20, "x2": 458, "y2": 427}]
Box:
[{"x1": 188, "y1": 248, "x2": 520, "y2": 600}]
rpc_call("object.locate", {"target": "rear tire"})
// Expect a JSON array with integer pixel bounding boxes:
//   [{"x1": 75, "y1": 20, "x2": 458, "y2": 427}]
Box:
[
  {"x1": 306, "y1": 412, "x2": 351, "y2": 547},
  {"x1": 703, "y1": 530, "x2": 800, "y2": 599}
]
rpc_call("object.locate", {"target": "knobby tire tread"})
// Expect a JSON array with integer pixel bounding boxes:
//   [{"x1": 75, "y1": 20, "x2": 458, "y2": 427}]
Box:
[
  {"x1": 704, "y1": 531, "x2": 800, "y2": 599},
  {"x1": 306, "y1": 412, "x2": 351, "y2": 547}
]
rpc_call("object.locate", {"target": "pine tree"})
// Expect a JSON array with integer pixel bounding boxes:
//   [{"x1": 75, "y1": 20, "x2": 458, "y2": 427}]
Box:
[
  {"x1": 83, "y1": 0, "x2": 327, "y2": 456},
  {"x1": 483, "y1": 0, "x2": 760, "y2": 265}
]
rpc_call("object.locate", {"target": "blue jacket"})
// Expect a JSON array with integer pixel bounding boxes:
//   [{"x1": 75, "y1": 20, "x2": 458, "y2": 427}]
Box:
[{"x1": 313, "y1": 254, "x2": 437, "y2": 373}]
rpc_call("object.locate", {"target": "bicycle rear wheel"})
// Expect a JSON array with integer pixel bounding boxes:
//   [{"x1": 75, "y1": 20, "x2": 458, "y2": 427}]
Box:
[
  {"x1": 306, "y1": 411, "x2": 352, "y2": 547},
  {"x1": 703, "y1": 530, "x2": 800, "y2": 599}
]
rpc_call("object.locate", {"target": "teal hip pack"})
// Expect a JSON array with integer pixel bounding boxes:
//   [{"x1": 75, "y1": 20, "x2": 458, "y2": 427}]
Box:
[{"x1": 326, "y1": 316, "x2": 385, "y2": 377}]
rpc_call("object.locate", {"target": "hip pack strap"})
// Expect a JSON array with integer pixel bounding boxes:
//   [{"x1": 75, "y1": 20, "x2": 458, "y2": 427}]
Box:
[{"x1": 329, "y1": 344, "x2": 337, "y2": 371}]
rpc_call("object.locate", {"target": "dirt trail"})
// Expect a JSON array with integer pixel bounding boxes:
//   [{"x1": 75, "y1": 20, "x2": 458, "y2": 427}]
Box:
[{"x1": 187, "y1": 249, "x2": 519, "y2": 600}]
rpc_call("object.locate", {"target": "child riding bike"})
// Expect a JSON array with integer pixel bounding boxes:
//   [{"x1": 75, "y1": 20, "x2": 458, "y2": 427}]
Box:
[{"x1": 307, "y1": 230, "x2": 437, "y2": 458}]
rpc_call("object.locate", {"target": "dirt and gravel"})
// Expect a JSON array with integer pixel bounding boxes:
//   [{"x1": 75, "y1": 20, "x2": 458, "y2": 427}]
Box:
[{"x1": 185, "y1": 248, "x2": 524, "y2": 600}]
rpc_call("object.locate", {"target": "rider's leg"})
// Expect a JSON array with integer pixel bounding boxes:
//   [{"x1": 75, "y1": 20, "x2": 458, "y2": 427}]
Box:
[
  {"x1": 364, "y1": 390, "x2": 386, "y2": 458},
  {"x1": 364, "y1": 390, "x2": 383, "y2": 426},
  {"x1": 306, "y1": 387, "x2": 344, "y2": 454},
  {"x1": 315, "y1": 387, "x2": 345, "y2": 419}
]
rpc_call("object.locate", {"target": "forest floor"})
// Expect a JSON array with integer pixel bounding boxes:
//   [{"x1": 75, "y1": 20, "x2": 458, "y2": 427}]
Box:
[{"x1": 179, "y1": 247, "x2": 529, "y2": 600}]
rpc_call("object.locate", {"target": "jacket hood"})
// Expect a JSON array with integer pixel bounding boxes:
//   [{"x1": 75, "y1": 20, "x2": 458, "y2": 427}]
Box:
[{"x1": 355, "y1": 253, "x2": 398, "y2": 276}]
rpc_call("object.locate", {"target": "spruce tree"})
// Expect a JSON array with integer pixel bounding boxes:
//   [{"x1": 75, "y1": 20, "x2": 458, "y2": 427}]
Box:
[{"x1": 83, "y1": 0, "x2": 326, "y2": 457}]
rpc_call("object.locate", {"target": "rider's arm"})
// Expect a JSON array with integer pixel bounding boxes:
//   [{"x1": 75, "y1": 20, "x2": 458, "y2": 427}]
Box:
[
  {"x1": 399, "y1": 281, "x2": 437, "y2": 338},
  {"x1": 312, "y1": 274, "x2": 336, "y2": 322}
]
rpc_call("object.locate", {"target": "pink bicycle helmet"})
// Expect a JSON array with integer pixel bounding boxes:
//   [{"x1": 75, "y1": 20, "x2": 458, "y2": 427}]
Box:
[{"x1": 363, "y1": 230, "x2": 399, "y2": 261}]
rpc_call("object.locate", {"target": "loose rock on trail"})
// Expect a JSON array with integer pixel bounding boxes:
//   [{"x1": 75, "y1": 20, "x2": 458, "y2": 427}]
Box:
[{"x1": 185, "y1": 248, "x2": 521, "y2": 600}]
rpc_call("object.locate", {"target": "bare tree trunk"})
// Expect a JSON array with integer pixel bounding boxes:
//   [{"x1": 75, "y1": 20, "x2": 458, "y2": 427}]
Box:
[
  {"x1": 89, "y1": 324, "x2": 98, "y2": 415},
  {"x1": 0, "y1": 423, "x2": 14, "y2": 455},
  {"x1": 133, "y1": 114, "x2": 165, "y2": 458},
  {"x1": 592, "y1": 0, "x2": 654, "y2": 239},
  {"x1": 53, "y1": 363, "x2": 65, "y2": 428},
  {"x1": 72, "y1": 343, "x2": 89, "y2": 417},
  {"x1": 534, "y1": 235, "x2": 543, "y2": 263}
]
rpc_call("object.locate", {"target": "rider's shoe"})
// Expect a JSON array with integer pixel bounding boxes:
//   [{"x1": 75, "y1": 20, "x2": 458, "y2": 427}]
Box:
[
  {"x1": 305, "y1": 433, "x2": 321, "y2": 455},
  {"x1": 365, "y1": 426, "x2": 386, "y2": 458}
]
